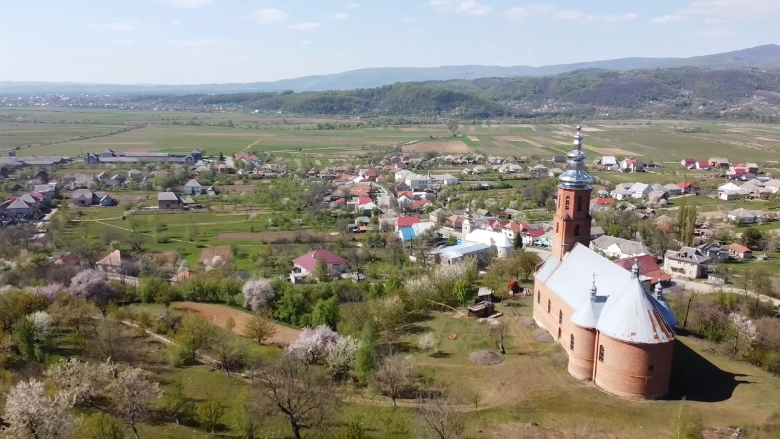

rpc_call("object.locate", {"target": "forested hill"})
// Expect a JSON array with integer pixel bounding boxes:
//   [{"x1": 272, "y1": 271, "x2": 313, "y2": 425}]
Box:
[{"x1": 142, "y1": 67, "x2": 780, "y2": 120}]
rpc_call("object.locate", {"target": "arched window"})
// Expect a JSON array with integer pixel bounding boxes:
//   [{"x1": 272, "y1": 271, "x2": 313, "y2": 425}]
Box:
[
  {"x1": 537, "y1": 290, "x2": 540, "y2": 304},
  {"x1": 547, "y1": 300, "x2": 551, "y2": 314},
  {"x1": 565, "y1": 196, "x2": 571, "y2": 210},
  {"x1": 570, "y1": 334, "x2": 575, "y2": 351},
  {"x1": 598, "y1": 345, "x2": 605, "y2": 362},
  {"x1": 555, "y1": 223, "x2": 559, "y2": 234},
  {"x1": 574, "y1": 224, "x2": 581, "y2": 236},
  {"x1": 577, "y1": 196, "x2": 583, "y2": 211},
  {"x1": 557, "y1": 327, "x2": 562, "y2": 340},
  {"x1": 558, "y1": 309, "x2": 563, "y2": 325}
]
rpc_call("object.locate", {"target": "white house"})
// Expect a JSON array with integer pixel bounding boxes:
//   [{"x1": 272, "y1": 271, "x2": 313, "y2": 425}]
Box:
[
  {"x1": 590, "y1": 235, "x2": 653, "y2": 259},
  {"x1": 628, "y1": 183, "x2": 651, "y2": 199},
  {"x1": 601, "y1": 156, "x2": 617, "y2": 166},
  {"x1": 183, "y1": 179, "x2": 202, "y2": 195},
  {"x1": 611, "y1": 188, "x2": 634, "y2": 201},
  {"x1": 764, "y1": 179, "x2": 780, "y2": 194},
  {"x1": 664, "y1": 183, "x2": 683, "y2": 195}
]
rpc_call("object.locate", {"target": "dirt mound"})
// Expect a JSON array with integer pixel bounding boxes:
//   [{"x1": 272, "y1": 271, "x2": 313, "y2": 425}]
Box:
[
  {"x1": 532, "y1": 328, "x2": 554, "y2": 342},
  {"x1": 468, "y1": 350, "x2": 504, "y2": 365}
]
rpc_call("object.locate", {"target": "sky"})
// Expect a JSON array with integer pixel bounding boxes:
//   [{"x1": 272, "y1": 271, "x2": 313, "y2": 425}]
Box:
[{"x1": 1, "y1": 0, "x2": 779, "y2": 84}]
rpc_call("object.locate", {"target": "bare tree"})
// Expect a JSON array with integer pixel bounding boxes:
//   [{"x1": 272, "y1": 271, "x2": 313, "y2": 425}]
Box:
[
  {"x1": 374, "y1": 354, "x2": 415, "y2": 407},
  {"x1": 255, "y1": 354, "x2": 337, "y2": 439},
  {"x1": 107, "y1": 365, "x2": 163, "y2": 439},
  {"x1": 72, "y1": 242, "x2": 104, "y2": 269},
  {"x1": 208, "y1": 331, "x2": 244, "y2": 376},
  {"x1": 244, "y1": 309, "x2": 277, "y2": 345},
  {"x1": 418, "y1": 390, "x2": 465, "y2": 439},
  {"x1": 126, "y1": 232, "x2": 144, "y2": 251}
]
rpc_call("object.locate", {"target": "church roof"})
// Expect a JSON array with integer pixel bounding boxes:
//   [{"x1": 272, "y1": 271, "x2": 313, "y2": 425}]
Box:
[
  {"x1": 537, "y1": 243, "x2": 676, "y2": 344},
  {"x1": 465, "y1": 229, "x2": 513, "y2": 248}
]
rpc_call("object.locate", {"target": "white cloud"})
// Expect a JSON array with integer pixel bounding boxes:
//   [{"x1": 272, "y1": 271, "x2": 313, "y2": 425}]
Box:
[
  {"x1": 253, "y1": 9, "x2": 289, "y2": 23},
  {"x1": 503, "y1": 7, "x2": 529, "y2": 20},
  {"x1": 503, "y1": 4, "x2": 555, "y2": 20},
  {"x1": 170, "y1": 0, "x2": 212, "y2": 8},
  {"x1": 169, "y1": 38, "x2": 246, "y2": 49},
  {"x1": 553, "y1": 10, "x2": 590, "y2": 21},
  {"x1": 648, "y1": 15, "x2": 685, "y2": 25},
  {"x1": 430, "y1": 1, "x2": 491, "y2": 16},
  {"x1": 86, "y1": 21, "x2": 147, "y2": 31},
  {"x1": 696, "y1": 29, "x2": 734, "y2": 37},
  {"x1": 345, "y1": 3, "x2": 360, "y2": 8},
  {"x1": 601, "y1": 13, "x2": 636, "y2": 22},
  {"x1": 288, "y1": 22, "x2": 321, "y2": 30},
  {"x1": 332, "y1": 13, "x2": 348, "y2": 20},
  {"x1": 678, "y1": 0, "x2": 780, "y2": 22}
]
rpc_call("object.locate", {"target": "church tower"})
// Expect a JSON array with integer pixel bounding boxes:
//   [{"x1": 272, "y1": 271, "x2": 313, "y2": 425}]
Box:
[{"x1": 552, "y1": 126, "x2": 593, "y2": 260}]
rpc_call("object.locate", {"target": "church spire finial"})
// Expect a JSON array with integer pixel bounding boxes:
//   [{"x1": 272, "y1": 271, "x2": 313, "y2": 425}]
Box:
[{"x1": 557, "y1": 125, "x2": 593, "y2": 191}]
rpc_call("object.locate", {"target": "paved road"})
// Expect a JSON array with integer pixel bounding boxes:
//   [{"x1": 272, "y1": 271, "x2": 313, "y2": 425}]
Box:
[
  {"x1": 671, "y1": 277, "x2": 780, "y2": 307},
  {"x1": 374, "y1": 183, "x2": 398, "y2": 227}
]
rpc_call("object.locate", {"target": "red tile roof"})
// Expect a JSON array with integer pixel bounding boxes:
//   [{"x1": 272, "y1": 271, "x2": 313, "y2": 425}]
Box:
[
  {"x1": 395, "y1": 216, "x2": 421, "y2": 228},
  {"x1": 292, "y1": 250, "x2": 346, "y2": 273},
  {"x1": 613, "y1": 255, "x2": 671, "y2": 285},
  {"x1": 729, "y1": 243, "x2": 752, "y2": 254},
  {"x1": 591, "y1": 198, "x2": 615, "y2": 205},
  {"x1": 356, "y1": 197, "x2": 373, "y2": 206},
  {"x1": 676, "y1": 181, "x2": 696, "y2": 189},
  {"x1": 682, "y1": 158, "x2": 695, "y2": 163}
]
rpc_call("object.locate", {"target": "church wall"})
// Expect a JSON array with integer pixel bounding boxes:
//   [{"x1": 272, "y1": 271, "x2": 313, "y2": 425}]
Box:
[
  {"x1": 593, "y1": 334, "x2": 674, "y2": 400},
  {"x1": 532, "y1": 277, "x2": 576, "y2": 347},
  {"x1": 567, "y1": 326, "x2": 597, "y2": 381}
]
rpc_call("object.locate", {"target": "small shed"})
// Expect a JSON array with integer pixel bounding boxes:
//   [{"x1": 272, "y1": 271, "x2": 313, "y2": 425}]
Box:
[
  {"x1": 475, "y1": 287, "x2": 496, "y2": 304},
  {"x1": 467, "y1": 301, "x2": 495, "y2": 318}
]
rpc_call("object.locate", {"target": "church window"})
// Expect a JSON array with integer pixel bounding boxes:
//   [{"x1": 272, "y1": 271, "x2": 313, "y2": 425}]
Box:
[
  {"x1": 570, "y1": 334, "x2": 574, "y2": 351},
  {"x1": 559, "y1": 310, "x2": 563, "y2": 325},
  {"x1": 574, "y1": 224, "x2": 581, "y2": 236},
  {"x1": 565, "y1": 196, "x2": 571, "y2": 210},
  {"x1": 558, "y1": 328, "x2": 562, "y2": 340},
  {"x1": 598, "y1": 345, "x2": 605, "y2": 362},
  {"x1": 555, "y1": 223, "x2": 559, "y2": 234},
  {"x1": 577, "y1": 196, "x2": 583, "y2": 211},
  {"x1": 547, "y1": 300, "x2": 551, "y2": 314},
  {"x1": 537, "y1": 290, "x2": 540, "y2": 304}
]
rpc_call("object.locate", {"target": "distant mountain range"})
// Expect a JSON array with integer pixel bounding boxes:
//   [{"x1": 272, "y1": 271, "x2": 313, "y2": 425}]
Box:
[{"x1": 2, "y1": 44, "x2": 780, "y2": 94}]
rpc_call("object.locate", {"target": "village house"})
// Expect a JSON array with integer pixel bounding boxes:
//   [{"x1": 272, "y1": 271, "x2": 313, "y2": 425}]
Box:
[
  {"x1": 680, "y1": 158, "x2": 696, "y2": 167},
  {"x1": 628, "y1": 183, "x2": 651, "y2": 199},
  {"x1": 614, "y1": 255, "x2": 672, "y2": 287},
  {"x1": 590, "y1": 235, "x2": 653, "y2": 259},
  {"x1": 534, "y1": 126, "x2": 677, "y2": 400},
  {"x1": 157, "y1": 192, "x2": 182, "y2": 209},
  {"x1": 729, "y1": 243, "x2": 753, "y2": 260},
  {"x1": 183, "y1": 179, "x2": 203, "y2": 195},
  {"x1": 728, "y1": 208, "x2": 761, "y2": 225},
  {"x1": 676, "y1": 182, "x2": 699, "y2": 195},
  {"x1": 708, "y1": 157, "x2": 730, "y2": 168},
  {"x1": 72, "y1": 189, "x2": 117, "y2": 207},
  {"x1": 600, "y1": 156, "x2": 617, "y2": 167},
  {"x1": 1, "y1": 198, "x2": 35, "y2": 219},
  {"x1": 663, "y1": 247, "x2": 711, "y2": 279},
  {"x1": 96, "y1": 250, "x2": 133, "y2": 275},
  {"x1": 290, "y1": 250, "x2": 348, "y2": 283}
]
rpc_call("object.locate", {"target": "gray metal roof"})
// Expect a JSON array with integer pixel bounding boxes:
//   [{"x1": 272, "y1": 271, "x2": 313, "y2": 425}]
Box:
[
  {"x1": 157, "y1": 192, "x2": 180, "y2": 201},
  {"x1": 439, "y1": 243, "x2": 490, "y2": 259}
]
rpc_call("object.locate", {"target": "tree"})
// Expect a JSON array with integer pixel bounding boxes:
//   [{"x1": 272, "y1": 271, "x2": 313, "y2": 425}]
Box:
[
  {"x1": 741, "y1": 227, "x2": 764, "y2": 250},
  {"x1": 418, "y1": 332, "x2": 439, "y2": 354},
  {"x1": 70, "y1": 269, "x2": 118, "y2": 315},
  {"x1": 244, "y1": 309, "x2": 277, "y2": 345},
  {"x1": 311, "y1": 296, "x2": 340, "y2": 329},
  {"x1": 46, "y1": 357, "x2": 104, "y2": 406},
  {"x1": 2, "y1": 379, "x2": 75, "y2": 439},
  {"x1": 138, "y1": 276, "x2": 171, "y2": 304},
  {"x1": 234, "y1": 392, "x2": 263, "y2": 438},
  {"x1": 93, "y1": 317, "x2": 126, "y2": 362},
  {"x1": 74, "y1": 412, "x2": 127, "y2": 439},
  {"x1": 255, "y1": 354, "x2": 337, "y2": 439},
  {"x1": 197, "y1": 394, "x2": 226, "y2": 435},
  {"x1": 354, "y1": 324, "x2": 378, "y2": 384},
  {"x1": 324, "y1": 335, "x2": 359, "y2": 379},
  {"x1": 107, "y1": 365, "x2": 163, "y2": 439},
  {"x1": 676, "y1": 199, "x2": 698, "y2": 247},
  {"x1": 72, "y1": 242, "x2": 104, "y2": 269},
  {"x1": 171, "y1": 315, "x2": 216, "y2": 366},
  {"x1": 127, "y1": 232, "x2": 144, "y2": 251},
  {"x1": 128, "y1": 216, "x2": 140, "y2": 233},
  {"x1": 517, "y1": 250, "x2": 542, "y2": 281},
  {"x1": 242, "y1": 279, "x2": 275, "y2": 312},
  {"x1": 751, "y1": 268, "x2": 772, "y2": 316},
  {"x1": 314, "y1": 258, "x2": 331, "y2": 282},
  {"x1": 225, "y1": 316, "x2": 236, "y2": 333},
  {"x1": 286, "y1": 325, "x2": 339, "y2": 364},
  {"x1": 375, "y1": 355, "x2": 415, "y2": 407},
  {"x1": 446, "y1": 121, "x2": 460, "y2": 136},
  {"x1": 418, "y1": 391, "x2": 465, "y2": 439},
  {"x1": 209, "y1": 330, "x2": 243, "y2": 376},
  {"x1": 160, "y1": 378, "x2": 193, "y2": 425},
  {"x1": 728, "y1": 312, "x2": 758, "y2": 357},
  {"x1": 368, "y1": 295, "x2": 406, "y2": 341}
]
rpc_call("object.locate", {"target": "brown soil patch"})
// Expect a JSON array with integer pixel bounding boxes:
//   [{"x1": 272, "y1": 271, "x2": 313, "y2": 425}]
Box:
[
  {"x1": 468, "y1": 136, "x2": 480, "y2": 142},
  {"x1": 199, "y1": 246, "x2": 233, "y2": 264},
  {"x1": 171, "y1": 302, "x2": 299, "y2": 346},
  {"x1": 468, "y1": 350, "x2": 504, "y2": 365},
  {"x1": 401, "y1": 141, "x2": 471, "y2": 154},
  {"x1": 492, "y1": 139, "x2": 513, "y2": 149},
  {"x1": 400, "y1": 127, "x2": 422, "y2": 132},
  {"x1": 217, "y1": 184, "x2": 255, "y2": 193},
  {"x1": 217, "y1": 230, "x2": 330, "y2": 242}
]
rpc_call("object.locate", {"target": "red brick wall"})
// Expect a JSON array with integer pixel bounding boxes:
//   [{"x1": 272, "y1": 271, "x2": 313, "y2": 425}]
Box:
[
  {"x1": 593, "y1": 334, "x2": 674, "y2": 399},
  {"x1": 568, "y1": 326, "x2": 597, "y2": 380},
  {"x1": 552, "y1": 188, "x2": 592, "y2": 260}
]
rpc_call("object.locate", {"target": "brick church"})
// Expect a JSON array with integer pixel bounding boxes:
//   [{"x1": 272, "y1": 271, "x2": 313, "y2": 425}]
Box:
[{"x1": 533, "y1": 126, "x2": 677, "y2": 400}]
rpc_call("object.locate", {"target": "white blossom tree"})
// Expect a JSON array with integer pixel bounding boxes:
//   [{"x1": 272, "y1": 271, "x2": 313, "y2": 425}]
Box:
[
  {"x1": 286, "y1": 325, "x2": 339, "y2": 365},
  {"x1": 106, "y1": 366, "x2": 163, "y2": 439},
  {"x1": 27, "y1": 283, "x2": 66, "y2": 301},
  {"x1": 46, "y1": 358, "x2": 106, "y2": 406},
  {"x1": 728, "y1": 312, "x2": 758, "y2": 357},
  {"x1": 2, "y1": 379, "x2": 75, "y2": 439},
  {"x1": 242, "y1": 279, "x2": 275, "y2": 312},
  {"x1": 418, "y1": 332, "x2": 439, "y2": 354},
  {"x1": 325, "y1": 335, "x2": 359, "y2": 379},
  {"x1": 28, "y1": 311, "x2": 52, "y2": 336}
]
